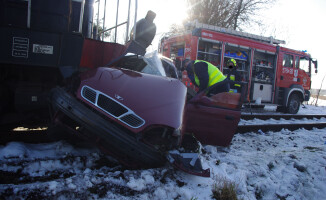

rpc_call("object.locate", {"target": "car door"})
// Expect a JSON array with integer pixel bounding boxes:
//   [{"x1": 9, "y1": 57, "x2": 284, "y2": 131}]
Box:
[{"x1": 184, "y1": 91, "x2": 242, "y2": 147}]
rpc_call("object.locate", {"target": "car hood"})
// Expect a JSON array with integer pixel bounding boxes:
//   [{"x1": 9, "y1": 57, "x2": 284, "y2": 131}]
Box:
[{"x1": 76, "y1": 67, "x2": 187, "y2": 133}]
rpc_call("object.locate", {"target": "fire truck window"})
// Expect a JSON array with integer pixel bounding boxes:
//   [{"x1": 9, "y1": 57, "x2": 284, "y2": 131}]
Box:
[
  {"x1": 170, "y1": 44, "x2": 185, "y2": 61},
  {"x1": 295, "y1": 56, "x2": 299, "y2": 69},
  {"x1": 299, "y1": 57, "x2": 310, "y2": 73},
  {"x1": 197, "y1": 40, "x2": 221, "y2": 67},
  {"x1": 282, "y1": 54, "x2": 293, "y2": 68}
]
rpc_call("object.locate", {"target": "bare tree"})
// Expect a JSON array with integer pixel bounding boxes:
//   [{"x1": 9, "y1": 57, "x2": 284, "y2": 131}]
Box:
[
  {"x1": 186, "y1": 0, "x2": 276, "y2": 30},
  {"x1": 93, "y1": 24, "x2": 112, "y2": 40},
  {"x1": 167, "y1": 23, "x2": 186, "y2": 36}
]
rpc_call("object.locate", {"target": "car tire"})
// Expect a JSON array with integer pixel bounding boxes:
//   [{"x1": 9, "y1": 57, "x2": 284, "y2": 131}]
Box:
[{"x1": 286, "y1": 93, "x2": 300, "y2": 114}]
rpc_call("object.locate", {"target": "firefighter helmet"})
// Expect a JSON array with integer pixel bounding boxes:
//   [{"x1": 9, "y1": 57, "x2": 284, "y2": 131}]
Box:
[{"x1": 228, "y1": 59, "x2": 237, "y2": 67}]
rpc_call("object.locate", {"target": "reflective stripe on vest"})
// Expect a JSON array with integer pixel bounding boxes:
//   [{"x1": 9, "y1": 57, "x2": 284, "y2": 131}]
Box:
[
  {"x1": 193, "y1": 60, "x2": 226, "y2": 87},
  {"x1": 230, "y1": 73, "x2": 240, "y2": 87}
]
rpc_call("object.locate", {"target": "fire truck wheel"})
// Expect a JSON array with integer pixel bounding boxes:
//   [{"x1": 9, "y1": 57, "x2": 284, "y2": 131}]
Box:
[
  {"x1": 286, "y1": 93, "x2": 300, "y2": 114},
  {"x1": 276, "y1": 106, "x2": 285, "y2": 112}
]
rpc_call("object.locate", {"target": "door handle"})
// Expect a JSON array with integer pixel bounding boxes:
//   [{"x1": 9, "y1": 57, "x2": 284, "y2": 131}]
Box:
[{"x1": 225, "y1": 115, "x2": 234, "y2": 120}]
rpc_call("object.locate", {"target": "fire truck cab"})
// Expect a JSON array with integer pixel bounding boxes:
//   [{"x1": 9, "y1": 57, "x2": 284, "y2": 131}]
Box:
[{"x1": 160, "y1": 21, "x2": 318, "y2": 114}]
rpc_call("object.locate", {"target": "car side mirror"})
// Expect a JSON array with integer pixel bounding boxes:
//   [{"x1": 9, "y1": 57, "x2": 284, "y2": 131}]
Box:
[{"x1": 312, "y1": 60, "x2": 318, "y2": 74}]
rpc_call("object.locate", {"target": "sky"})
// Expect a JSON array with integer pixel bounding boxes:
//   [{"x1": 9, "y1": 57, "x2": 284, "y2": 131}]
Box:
[
  {"x1": 95, "y1": 0, "x2": 326, "y2": 89},
  {"x1": 251, "y1": 0, "x2": 326, "y2": 89}
]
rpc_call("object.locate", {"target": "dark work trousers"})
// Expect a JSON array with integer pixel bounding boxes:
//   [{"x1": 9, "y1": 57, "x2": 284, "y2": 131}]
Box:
[{"x1": 207, "y1": 79, "x2": 230, "y2": 96}]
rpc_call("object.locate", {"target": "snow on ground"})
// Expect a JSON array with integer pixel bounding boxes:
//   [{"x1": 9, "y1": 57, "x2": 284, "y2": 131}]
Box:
[
  {"x1": 0, "y1": 103, "x2": 326, "y2": 199},
  {"x1": 202, "y1": 128, "x2": 326, "y2": 200}
]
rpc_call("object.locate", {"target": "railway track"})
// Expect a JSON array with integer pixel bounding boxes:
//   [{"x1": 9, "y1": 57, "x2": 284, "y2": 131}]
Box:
[
  {"x1": 238, "y1": 114, "x2": 326, "y2": 133},
  {"x1": 0, "y1": 129, "x2": 51, "y2": 145},
  {"x1": 1, "y1": 114, "x2": 326, "y2": 144},
  {"x1": 237, "y1": 122, "x2": 326, "y2": 133},
  {"x1": 241, "y1": 114, "x2": 326, "y2": 120}
]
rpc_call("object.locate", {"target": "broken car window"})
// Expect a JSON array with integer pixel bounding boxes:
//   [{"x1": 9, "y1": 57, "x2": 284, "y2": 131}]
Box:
[
  {"x1": 142, "y1": 51, "x2": 166, "y2": 77},
  {"x1": 117, "y1": 51, "x2": 167, "y2": 77}
]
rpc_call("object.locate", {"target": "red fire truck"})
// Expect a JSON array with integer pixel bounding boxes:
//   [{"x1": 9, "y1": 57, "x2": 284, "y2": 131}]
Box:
[{"x1": 159, "y1": 21, "x2": 318, "y2": 114}]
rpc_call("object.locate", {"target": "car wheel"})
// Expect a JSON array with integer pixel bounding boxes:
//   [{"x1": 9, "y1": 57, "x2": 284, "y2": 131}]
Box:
[{"x1": 286, "y1": 93, "x2": 300, "y2": 114}]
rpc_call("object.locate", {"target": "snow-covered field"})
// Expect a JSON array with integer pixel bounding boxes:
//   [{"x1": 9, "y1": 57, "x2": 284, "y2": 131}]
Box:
[{"x1": 0, "y1": 101, "x2": 326, "y2": 199}]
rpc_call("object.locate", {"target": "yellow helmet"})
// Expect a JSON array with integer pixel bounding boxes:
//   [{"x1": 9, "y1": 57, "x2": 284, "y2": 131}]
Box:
[{"x1": 228, "y1": 59, "x2": 237, "y2": 67}]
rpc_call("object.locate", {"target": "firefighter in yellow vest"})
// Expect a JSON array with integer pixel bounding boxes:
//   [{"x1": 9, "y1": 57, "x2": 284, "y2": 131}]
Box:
[
  {"x1": 227, "y1": 59, "x2": 241, "y2": 93},
  {"x1": 185, "y1": 59, "x2": 229, "y2": 94}
]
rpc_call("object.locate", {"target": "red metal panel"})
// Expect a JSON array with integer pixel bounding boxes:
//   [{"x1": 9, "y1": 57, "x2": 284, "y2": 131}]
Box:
[
  {"x1": 190, "y1": 36, "x2": 198, "y2": 60},
  {"x1": 221, "y1": 42, "x2": 225, "y2": 70},
  {"x1": 79, "y1": 39, "x2": 126, "y2": 69},
  {"x1": 160, "y1": 34, "x2": 199, "y2": 61},
  {"x1": 277, "y1": 52, "x2": 295, "y2": 88},
  {"x1": 280, "y1": 46, "x2": 310, "y2": 56},
  {"x1": 298, "y1": 70, "x2": 311, "y2": 90},
  {"x1": 162, "y1": 41, "x2": 170, "y2": 58},
  {"x1": 248, "y1": 49, "x2": 254, "y2": 101},
  {"x1": 184, "y1": 36, "x2": 191, "y2": 59},
  {"x1": 277, "y1": 48, "x2": 312, "y2": 90}
]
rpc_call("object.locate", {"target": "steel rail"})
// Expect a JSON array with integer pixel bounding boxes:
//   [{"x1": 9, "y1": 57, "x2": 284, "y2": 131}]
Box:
[
  {"x1": 241, "y1": 114, "x2": 326, "y2": 120},
  {"x1": 2, "y1": 115, "x2": 326, "y2": 144},
  {"x1": 0, "y1": 129, "x2": 51, "y2": 145},
  {"x1": 3, "y1": 122, "x2": 326, "y2": 144},
  {"x1": 237, "y1": 122, "x2": 326, "y2": 134}
]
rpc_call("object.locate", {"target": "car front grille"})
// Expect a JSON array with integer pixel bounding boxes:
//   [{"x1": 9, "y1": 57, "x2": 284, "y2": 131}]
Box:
[
  {"x1": 81, "y1": 86, "x2": 145, "y2": 128},
  {"x1": 82, "y1": 86, "x2": 96, "y2": 104},
  {"x1": 120, "y1": 114, "x2": 144, "y2": 128},
  {"x1": 97, "y1": 94, "x2": 128, "y2": 117}
]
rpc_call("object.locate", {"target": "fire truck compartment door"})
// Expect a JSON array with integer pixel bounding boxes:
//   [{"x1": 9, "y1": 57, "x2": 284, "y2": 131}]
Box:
[{"x1": 252, "y1": 83, "x2": 272, "y2": 102}]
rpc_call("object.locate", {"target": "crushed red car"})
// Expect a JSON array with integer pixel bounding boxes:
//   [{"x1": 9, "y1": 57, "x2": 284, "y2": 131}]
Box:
[
  {"x1": 49, "y1": 12, "x2": 243, "y2": 177},
  {"x1": 49, "y1": 51, "x2": 242, "y2": 177}
]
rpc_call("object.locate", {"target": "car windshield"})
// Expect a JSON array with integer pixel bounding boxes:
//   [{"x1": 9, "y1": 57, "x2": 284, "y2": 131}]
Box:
[
  {"x1": 117, "y1": 51, "x2": 167, "y2": 77},
  {"x1": 142, "y1": 51, "x2": 166, "y2": 76}
]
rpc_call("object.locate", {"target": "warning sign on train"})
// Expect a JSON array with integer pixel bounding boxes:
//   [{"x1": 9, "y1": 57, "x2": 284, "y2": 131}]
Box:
[
  {"x1": 33, "y1": 44, "x2": 53, "y2": 55},
  {"x1": 12, "y1": 37, "x2": 29, "y2": 58}
]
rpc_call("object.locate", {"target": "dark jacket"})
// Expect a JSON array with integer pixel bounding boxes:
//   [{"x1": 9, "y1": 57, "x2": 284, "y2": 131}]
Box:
[
  {"x1": 187, "y1": 61, "x2": 211, "y2": 91},
  {"x1": 187, "y1": 61, "x2": 229, "y2": 94},
  {"x1": 227, "y1": 68, "x2": 241, "y2": 82}
]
